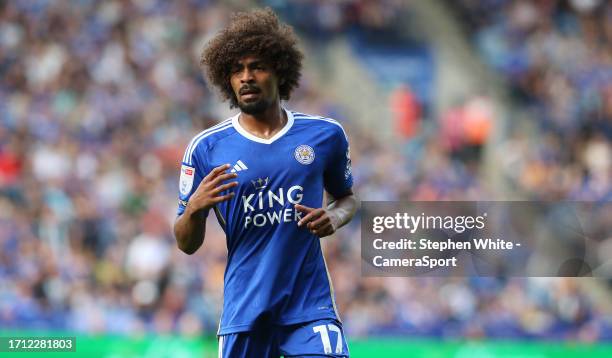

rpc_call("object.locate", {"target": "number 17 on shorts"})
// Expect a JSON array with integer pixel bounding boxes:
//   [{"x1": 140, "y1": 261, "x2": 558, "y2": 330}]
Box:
[
  {"x1": 313, "y1": 323, "x2": 345, "y2": 355},
  {"x1": 281, "y1": 318, "x2": 349, "y2": 357}
]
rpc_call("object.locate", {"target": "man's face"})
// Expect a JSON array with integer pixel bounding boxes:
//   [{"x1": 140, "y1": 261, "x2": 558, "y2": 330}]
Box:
[{"x1": 230, "y1": 56, "x2": 279, "y2": 115}]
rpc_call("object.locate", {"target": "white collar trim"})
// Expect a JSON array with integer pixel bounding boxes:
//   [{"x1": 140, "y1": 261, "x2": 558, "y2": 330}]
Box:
[{"x1": 231, "y1": 108, "x2": 294, "y2": 144}]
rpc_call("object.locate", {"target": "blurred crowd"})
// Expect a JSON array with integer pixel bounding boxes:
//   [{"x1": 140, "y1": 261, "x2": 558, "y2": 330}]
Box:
[
  {"x1": 264, "y1": 0, "x2": 412, "y2": 42},
  {"x1": 0, "y1": 0, "x2": 610, "y2": 342},
  {"x1": 451, "y1": 0, "x2": 611, "y2": 200}
]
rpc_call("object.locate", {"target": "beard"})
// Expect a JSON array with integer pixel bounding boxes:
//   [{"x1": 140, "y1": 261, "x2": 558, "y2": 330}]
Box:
[{"x1": 237, "y1": 97, "x2": 271, "y2": 115}]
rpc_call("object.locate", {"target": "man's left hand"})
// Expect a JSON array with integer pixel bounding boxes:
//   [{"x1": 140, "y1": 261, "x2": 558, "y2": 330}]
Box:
[{"x1": 295, "y1": 204, "x2": 339, "y2": 238}]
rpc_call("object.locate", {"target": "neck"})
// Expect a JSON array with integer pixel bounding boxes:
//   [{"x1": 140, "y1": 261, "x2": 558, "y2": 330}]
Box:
[{"x1": 238, "y1": 103, "x2": 287, "y2": 139}]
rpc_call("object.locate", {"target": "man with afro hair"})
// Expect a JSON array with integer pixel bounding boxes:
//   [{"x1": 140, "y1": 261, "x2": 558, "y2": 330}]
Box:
[{"x1": 174, "y1": 8, "x2": 356, "y2": 358}]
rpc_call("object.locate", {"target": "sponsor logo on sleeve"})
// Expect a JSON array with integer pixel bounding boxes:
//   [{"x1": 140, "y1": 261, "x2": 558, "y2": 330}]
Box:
[
  {"x1": 179, "y1": 165, "x2": 195, "y2": 196},
  {"x1": 345, "y1": 147, "x2": 352, "y2": 180}
]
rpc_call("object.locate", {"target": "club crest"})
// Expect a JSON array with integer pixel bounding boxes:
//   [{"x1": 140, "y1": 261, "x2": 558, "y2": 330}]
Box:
[{"x1": 294, "y1": 145, "x2": 315, "y2": 165}]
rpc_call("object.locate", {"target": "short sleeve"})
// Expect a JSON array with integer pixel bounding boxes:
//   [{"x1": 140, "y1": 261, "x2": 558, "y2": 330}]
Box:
[
  {"x1": 177, "y1": 145, "x2": 207, "y2": 217},
  {"x1": 323, "y1": 126, "x2": 353, "y2": 199}
]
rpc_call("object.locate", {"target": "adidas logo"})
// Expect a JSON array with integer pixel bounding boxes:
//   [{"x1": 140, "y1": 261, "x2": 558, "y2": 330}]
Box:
[{"x1": 230, "y1": 160, "x2": 248, "y2": 173}]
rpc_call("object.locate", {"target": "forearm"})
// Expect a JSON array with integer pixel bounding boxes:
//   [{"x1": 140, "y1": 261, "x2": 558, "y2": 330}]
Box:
[
  {"x1": 173, "y1": 205, "x2": 207, "y2": 254},
  {"x1": 326, "y1": 194, "x2": 358, "y2": 230}
]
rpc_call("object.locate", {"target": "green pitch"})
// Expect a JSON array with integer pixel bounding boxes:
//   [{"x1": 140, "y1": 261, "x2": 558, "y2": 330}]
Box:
[{"x1": 1, "y1": 331, "x2": 611, "y2": 357}]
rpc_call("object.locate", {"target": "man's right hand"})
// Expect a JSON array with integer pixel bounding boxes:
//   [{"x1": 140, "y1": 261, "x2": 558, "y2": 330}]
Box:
[{"x1": 185, "y1": 164, "x2": 238, "y2": 216}]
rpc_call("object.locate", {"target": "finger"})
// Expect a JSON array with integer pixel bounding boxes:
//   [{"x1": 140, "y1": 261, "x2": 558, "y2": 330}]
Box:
[
  {"x1": 211, "y1": 172, "x2": 238, "y2": 185},
  {"x1": 204, "y1": 164, "x2": 231, "y2": 181},
  {"x1": 313, "y1": 223, "x2": 334, "y2": 237},
  {"x1": 298, "y1": 211, "x2": 318, "y2": 227},
  {"x1": 294, "y1": 204, "x2": 314, "y2": 214},
  {"x1": 196, "y1": 172, "x2": 235, "y2": 193},
  {"x1": 211, "y1": 181, "x2": 239, "y2": 194},
  {"x1": 308, "y1": 215, "x2": 330, "y2": 230},
  {"x1": 210, "y1": 192, "x2": 235, "y2": 203},
  {"x1": 298, "y1": 209, "x2": 323, "y2": 227},
  {"x1": 318, "y1": 225, "x2": 335, "y2": 238}
]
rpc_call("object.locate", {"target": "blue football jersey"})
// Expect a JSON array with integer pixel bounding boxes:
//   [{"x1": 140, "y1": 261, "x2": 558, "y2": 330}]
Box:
[{"x1": 177, "y1": 109, "x2": 353, "y2": 335}]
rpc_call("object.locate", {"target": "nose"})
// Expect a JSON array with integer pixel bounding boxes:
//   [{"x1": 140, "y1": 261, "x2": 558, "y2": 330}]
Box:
[{"x1": 240, "y1": 68, "x2": 254, "y2": 83}]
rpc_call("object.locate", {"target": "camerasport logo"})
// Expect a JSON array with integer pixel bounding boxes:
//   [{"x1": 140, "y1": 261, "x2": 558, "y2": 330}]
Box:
[{"x1": 179, "y1": 165, "x2": 195, "y2": 196}]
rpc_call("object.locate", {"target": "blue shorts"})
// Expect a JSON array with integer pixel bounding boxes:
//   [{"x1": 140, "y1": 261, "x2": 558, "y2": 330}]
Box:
[{"x1": 218, "y1": 318, "x2": 349, "y2": 358}]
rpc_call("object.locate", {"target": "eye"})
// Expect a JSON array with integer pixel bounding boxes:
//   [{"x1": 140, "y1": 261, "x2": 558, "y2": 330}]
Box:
[{"x1": 230, "y1": 64, "x2": 243, "y2": 74}]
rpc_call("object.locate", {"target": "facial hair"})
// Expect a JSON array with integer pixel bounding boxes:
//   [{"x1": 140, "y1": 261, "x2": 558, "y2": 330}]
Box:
[{"x1": 238, "y1": 97, "x2": 272, "y2": 115}]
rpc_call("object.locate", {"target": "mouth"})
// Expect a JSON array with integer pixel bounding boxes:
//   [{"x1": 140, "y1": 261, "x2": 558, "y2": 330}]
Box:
[
  {"x1": 239, "y1": 87, "x2": 261, "y2": 100},
  {"x1": 241, "y1": 92, "x2": 259, "y2": 99},
  {"x1": 240, "y1": 91, "x2": 261, "y2": 101}
]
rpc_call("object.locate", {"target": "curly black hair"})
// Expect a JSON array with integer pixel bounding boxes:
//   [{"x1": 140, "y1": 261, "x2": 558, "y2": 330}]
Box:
[{"x1": 200, "y1": 8, "x2": 303, "y2": 108}]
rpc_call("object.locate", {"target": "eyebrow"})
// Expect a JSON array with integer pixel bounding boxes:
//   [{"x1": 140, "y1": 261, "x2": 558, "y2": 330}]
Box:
[{"x1": 234, "y1": 59, "x2": 266, "y2": 67}]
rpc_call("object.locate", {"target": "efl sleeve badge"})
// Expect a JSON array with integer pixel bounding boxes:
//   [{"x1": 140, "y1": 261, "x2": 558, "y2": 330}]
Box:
[{"x1": 179, "y1": 164, "x2": 195, "y2": 197}]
